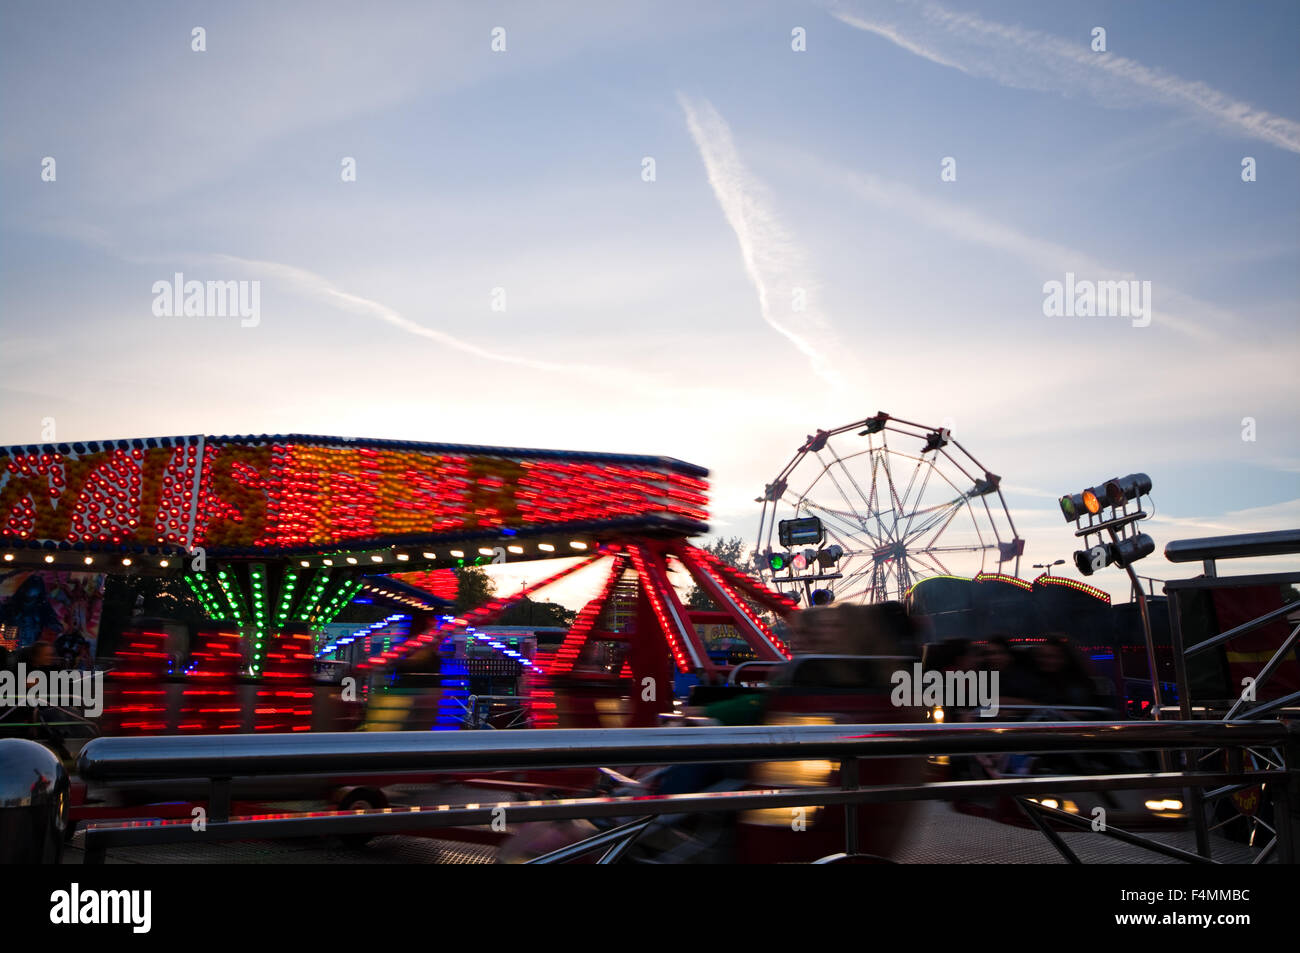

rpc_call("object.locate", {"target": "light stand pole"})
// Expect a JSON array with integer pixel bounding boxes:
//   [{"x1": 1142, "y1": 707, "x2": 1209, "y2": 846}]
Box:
[{"x1": 1107, "y1": 525, "x2": 1162, "y2": 721}]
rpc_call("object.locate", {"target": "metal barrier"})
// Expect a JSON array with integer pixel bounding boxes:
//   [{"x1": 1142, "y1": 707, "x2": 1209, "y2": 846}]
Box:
[
  {"x1": 455, "y1": 694, "x2": 530, "y2": 729},
  {"x1": 1165, "y1": 528, "x2": 1300, "y2": 576},
  {"x1": 76, "y1": 719, "x2": 1299, "y2": 864},
  {"x1": 1163, "y1": 528, "x2": 1300, "y2": 858}
]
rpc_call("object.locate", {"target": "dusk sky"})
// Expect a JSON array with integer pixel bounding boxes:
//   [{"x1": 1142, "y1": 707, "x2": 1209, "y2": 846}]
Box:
[{"x1": 2, "y1": 0, "x2": 1297, "y2": 603}]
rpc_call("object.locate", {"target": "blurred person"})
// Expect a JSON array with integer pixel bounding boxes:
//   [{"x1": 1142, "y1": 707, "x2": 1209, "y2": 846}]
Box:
[
  {"x1": 15, "y1": 639, "x2": 57, "y2": 674},
  {"x1": 782, "y1": 601, "x2": 918, "y2": 689},
  {"x1": 943, "y1": 639, "x2": 977, "y2": 673},
  {"x1": 976, "y1": 636, "x2": 1039, "y2": 706},
  {"x1": 53, "y1": 627, "x2": 92, "y2": 670},
  {"x1": 4, "y1": 640, "x2": 59, "y2": 743},
  {"x1": 1027, "y1": 636, "x2": 1102, "y2": 709}
]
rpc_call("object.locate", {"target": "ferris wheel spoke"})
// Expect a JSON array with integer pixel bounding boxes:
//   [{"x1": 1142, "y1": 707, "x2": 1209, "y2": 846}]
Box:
[
  {"x1": 900, "y1": 492, "x2": 965, "y2": 524},
  {"x1": 866, "y1": 450, "x2": 883, "y2": 528},
  {"x1": 811, "y1": 499, "x2": 890, "y2": 548},
  {"x1": 823, "y1": 440, "x2": 887, "y2": 532},
  {"x1": 897, "y1": 462, "x2": 938, "y2": 541},
  {"x1": 915, "y1": 501, "x2": 966, "y2": 552},
  {"x1": 803, "y1": 500, "x2": 883, "y2": 549},
  {"x1": 902, "y1": 497, "x2": 965, "y2": 544},
  {"x1": 835, "y1": 578, "x2": 879, "y2": 604},
  {"x1": 867, "y1": 448, "x2": 897, "y2": 543},
  {"x1": 822, "y1": 527, "x2": 878, "y2": 564},
  {"x1": 880, "y1": 444, "x2": 922, "y2": 541},
  {"x1": 815, "y1": 450, "x2": 878, "y2": 544},
  {"x1": 877, "y1": 439, "x2": 910, "y2": 534},
  {"x1": 889, "y1": 460, "x2": 927, "y2": 542},
  {"x1": 915, "y1": 544, "x2": 998, "y2": 555},
  {"x1": 912, "y1": 550, "x2": 953, "y2": 579}
]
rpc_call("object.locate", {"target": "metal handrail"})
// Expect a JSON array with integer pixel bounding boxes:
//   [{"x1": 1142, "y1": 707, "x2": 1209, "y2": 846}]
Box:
[
  {"x1": 78, "y1": 720, "x2": 1293, "y2": 781},
  {"x1": 726, "y1": 654, "x2": 918, "y2": 687},
  {"x1": 76, "y1": 719, "x2": 1299, "y2": 865},
  {"x1": 1165, "y1": 529, "x2": 1300, "y2": 564},
  {"x1": 727, "y1": 660, "x2": 779, "y2": 685}
]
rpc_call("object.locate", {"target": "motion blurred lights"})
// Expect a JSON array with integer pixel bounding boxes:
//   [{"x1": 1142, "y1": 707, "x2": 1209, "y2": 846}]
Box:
[{"x1": 1104, "y1": 472, "x2": 1152, "y2": 507}]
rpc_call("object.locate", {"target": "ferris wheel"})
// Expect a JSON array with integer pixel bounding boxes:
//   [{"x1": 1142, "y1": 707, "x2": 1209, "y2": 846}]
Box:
[{"x1": 754, "y1": 412, "x2": 1024, "y2": 605}]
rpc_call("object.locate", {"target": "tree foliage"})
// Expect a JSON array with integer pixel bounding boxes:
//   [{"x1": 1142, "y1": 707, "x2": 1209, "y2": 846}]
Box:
[
  {"x1": 686, "y1": 536, "x2": 751, "y2": 609},
  {"x1": 497, "y1": 596, "x2": 577, "y2": 627},
  {"x1": 454, "y1": 566, "x2": 497, "y2": 612}
]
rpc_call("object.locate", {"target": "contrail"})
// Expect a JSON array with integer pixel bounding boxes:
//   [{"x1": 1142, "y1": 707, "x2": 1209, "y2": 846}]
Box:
[
  {"x1": 679, "y1": 94, "x2": 847, "y2": 390},
  {"x1": 832, "y1": 1, "x2": 1300, "y2": 155},
  {"x1": 796, "y1": 154, "x2": 1221, "y2": 341},
  {"x1": 213, "y1": 254, "x2": 628, "y2": 377}
]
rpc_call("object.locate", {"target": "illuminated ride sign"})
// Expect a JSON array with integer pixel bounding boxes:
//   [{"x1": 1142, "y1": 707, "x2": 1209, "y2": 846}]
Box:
[
  {"x1": 0, "y1": 434, "x2": 709, "y2": 570},
  {"x1": 1, "y1": 435, "x2": 798, "y2": 687}
]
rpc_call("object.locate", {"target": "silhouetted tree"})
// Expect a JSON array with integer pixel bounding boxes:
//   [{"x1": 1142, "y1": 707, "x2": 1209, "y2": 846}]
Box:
[{"x1": 686, "y1": 536, "x2": 750, "y2": 609}]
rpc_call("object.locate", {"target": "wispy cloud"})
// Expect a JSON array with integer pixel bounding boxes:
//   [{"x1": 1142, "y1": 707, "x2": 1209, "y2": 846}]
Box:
[
  {"x1": 213, "y1": 254, "x2": 629, "y2": 378},
  {"x1": 792, "y1": 150, "x2": 1225, "y2": 341},
  {"x1": 679, "y1": 93, "x2": 848, "y2": 390},
  {"x1": 832, "y1": 0, "x2": 1300, "y2": 154}
]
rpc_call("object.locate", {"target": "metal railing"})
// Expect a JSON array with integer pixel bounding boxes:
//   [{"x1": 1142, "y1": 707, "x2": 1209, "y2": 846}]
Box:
[
  {"x1": 76, "y1": 719, "x2": 1298, "y2": 864},
  {"x1": 1163, "y1": 528, "x2": 1300, "y2": 860},
  {"x1": 1165, "y1": 528, "x2": 1300, "y2": 577},
  {"x1": 452, "y1": 694, "x2": 531, "y2": 729}
]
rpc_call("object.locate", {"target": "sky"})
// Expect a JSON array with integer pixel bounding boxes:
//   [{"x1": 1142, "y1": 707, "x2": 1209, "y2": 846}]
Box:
[{"x1": 1, "y1": 0, "x2": 1297, "y2": 606}]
